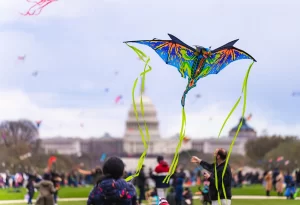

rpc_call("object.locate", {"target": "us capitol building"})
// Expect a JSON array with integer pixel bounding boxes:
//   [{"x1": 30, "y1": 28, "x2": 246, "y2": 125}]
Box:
[{"x1": 41, "y1": 89, "x2": 257, "y2": 168}]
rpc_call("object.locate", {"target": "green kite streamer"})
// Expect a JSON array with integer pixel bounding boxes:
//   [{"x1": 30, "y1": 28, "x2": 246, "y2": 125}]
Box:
[
  {"x1": 163, "y1": 107, "x2": 186, "y2": 183},
  {"x1": 214, "y1": 61, "x2": 254, "y2": 205},
  {"x1": 125, "y1": 44, "x2": 152, "y2": 182}
]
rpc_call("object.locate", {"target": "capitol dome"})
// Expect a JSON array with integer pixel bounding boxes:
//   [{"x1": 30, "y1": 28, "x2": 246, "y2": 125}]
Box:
[
  {"x1": 124, "y1": 87, "x2": 161, "y2": 139},
  {"x1": 229, "y1": 117, "x2": 257, "y2": 139}
]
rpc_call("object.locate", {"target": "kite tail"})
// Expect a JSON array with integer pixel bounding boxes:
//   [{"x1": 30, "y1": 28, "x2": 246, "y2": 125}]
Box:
[
  {"x1": 163, "y1": 107, "x2": 187, "y2": 183},
  {"x1": 214, "y1": 61, "x2": 254, "y2": 205},
  {"x1": 125, "y1": 44, "x2": 152, "y2": 182}
]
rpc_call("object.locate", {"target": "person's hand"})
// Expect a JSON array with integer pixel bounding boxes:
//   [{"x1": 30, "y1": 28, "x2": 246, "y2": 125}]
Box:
[
  {"x1": 190, "y1": 156, "x2": 201, "y2": 163},
  {"x1": 203, "y1": 172, "x2": 211, "y2": 179}
]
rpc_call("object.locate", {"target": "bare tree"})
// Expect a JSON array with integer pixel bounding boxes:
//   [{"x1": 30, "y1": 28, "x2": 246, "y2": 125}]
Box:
[
  {"x1": 0, "y1": 119, "x2": 40, "y2": 170},
  {"x1": 0, "y1": 119, "x2": 39, "y2": 147}
]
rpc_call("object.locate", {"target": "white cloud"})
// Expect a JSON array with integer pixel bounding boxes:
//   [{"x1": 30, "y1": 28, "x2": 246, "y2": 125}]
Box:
[
  {"x1": 0, "y1": 88, "x2": 299, "y2": 141},
  {"x1": 0, "y1": 89, "x2": 128, "y2": 138},
  {"x1": 162, "y1": 101, "x2": 300, "y2": 138}
]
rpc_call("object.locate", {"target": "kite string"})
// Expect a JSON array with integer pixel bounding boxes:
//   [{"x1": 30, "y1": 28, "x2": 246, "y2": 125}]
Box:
[
  {"x1": 124, "y1": 44, "x2": 152, "y2": 182},
  {"x1": 214, "y1": 61, "x2": 254, "y2": 205}
]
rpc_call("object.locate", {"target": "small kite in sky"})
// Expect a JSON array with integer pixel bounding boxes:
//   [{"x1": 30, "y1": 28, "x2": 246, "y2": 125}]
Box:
[
  {"x1": 104, "y1": 88, "x2": 109, "y2": 92},
  {"x1": 191, "y1": 93, "x2": 201, "y2": 104},
  {"x1": 292, "y1": 91, "x2": 300, "y2": 96},
  {"x1": 18, "y1": 55, "x2": 26, "y2": 61},
  {"x1": 80, "y1": 123, "x2": 84, "y2": 128},
  {"x1": 21, "y1": 0, "x2": 57, "y2": 16},
  {"x1": 36, "y1": 120, "x2": 42, "y2": 128},
  {"x1": 32, "y1": 71, "x2": 39, "y2": 77},
  {"x1": 246, "y1": 113, "x2": 252, "y2": 121},
  {"x1": 115, "y1": 95, "x2": 123, "y2": 104}
]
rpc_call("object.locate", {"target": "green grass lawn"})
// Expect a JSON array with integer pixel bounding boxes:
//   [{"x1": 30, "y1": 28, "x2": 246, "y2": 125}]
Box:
[
  {"x1": 0, "y1": 200, "x2": 299, "y2": 205},
  {"x1": 0, "y1": 185, "x2": 283, "y2": 200}
]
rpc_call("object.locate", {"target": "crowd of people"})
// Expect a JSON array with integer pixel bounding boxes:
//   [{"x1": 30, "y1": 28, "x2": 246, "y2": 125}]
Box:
[
  {"x1": 1, "y1": 148, "x2": 300, "y2": 205},
  {"x1": 263, "y1": 168, "x2": 300, "y2": 199}
]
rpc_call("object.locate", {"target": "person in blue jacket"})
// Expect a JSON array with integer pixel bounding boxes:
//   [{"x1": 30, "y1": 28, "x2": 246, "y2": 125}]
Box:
[
  {"x1": 87, "y1": 156, "x2": 137, "y2": 205},
  {"x1": 173, "y1": 166, "x2": 185, "y2": 205}
]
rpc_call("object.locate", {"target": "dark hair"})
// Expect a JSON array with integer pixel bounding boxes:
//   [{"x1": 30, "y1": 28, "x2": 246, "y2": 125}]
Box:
[
  {"x1": 102, "y1": 156, "x2": 125, "y2": 179},
  {"x1": 217, "y1": 148, "x2": 227, "y2": 160},
  {"x1": 157, "y1": 156, "x2": 164, "y2": 163},
  {"x1": 43, "y1": 173, "x2": 51, "y2": 181}
]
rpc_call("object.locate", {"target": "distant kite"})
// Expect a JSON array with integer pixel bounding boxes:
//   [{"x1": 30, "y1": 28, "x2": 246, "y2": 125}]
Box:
[
  {"x1": 104, "y1": 88, "x2": 109, "y2": 92},
  {"x1": 80, "y1": 123, "x2": 84, "y2": 128},
  {"x1": 292, "y1": 92, "x2": 300, "y2": 96},
  {"x1": 246, "y1": 113, "x2": 252, "y2": 121},
  {"x1": 18, "y1": 55, "x2": 26, "y2": 61},
  {"x1": 21, "y1": 0, "x2": 57, "y2": 16},
  {"x1": 115, "y1": 95, "x2": 123, "y2": 104},
  {"x1": 36, "y1": 120, "x2": 42, "y2": 128},
  {"x1": 32, "y1": 71, "x2": 39, "y2": 77},
  {"x1": 192, "y1": 93, "x2": 201, "y2": 104}
]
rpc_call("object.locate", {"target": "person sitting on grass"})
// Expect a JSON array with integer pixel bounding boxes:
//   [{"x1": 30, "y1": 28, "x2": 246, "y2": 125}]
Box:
[
  {"x1": 87, "y1": 156, "x2": 138, "y2": 205},
  {"x1": 182, "y1": 187, "x2": 193, "y2": 205}
]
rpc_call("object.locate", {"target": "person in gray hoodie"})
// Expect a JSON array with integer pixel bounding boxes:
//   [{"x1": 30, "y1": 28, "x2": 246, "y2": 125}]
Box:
[{"x1": 34, "y1": 173, "x2": 56, "y2": 205}]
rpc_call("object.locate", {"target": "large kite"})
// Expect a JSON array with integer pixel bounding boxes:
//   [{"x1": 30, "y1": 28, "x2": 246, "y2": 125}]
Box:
[{"x1": 124, "y1": 34, "x2": 256, "y2": 203}]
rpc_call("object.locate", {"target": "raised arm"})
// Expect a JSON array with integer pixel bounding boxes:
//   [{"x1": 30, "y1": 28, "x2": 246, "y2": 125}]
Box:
[
  {"x1": 77, "y1": 168, "x2": 92, "y2": 175},
  {"x1": 191, "y1": 156, "x2": 214, "y2": 172}
]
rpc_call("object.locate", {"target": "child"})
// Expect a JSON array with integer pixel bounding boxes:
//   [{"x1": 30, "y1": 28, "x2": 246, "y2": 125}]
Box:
[
  {"x1": 87, "y1": 156, "x2": 137, "y2": 205},
  {"x1": 182, "y1": 187, "x2": 193, "y2": 205},
  {"x1": 200, "y1": 180, "x2": 211, "y2": 205},
  {"x1": 285, "y1": 182, "x2": 296, "y2": 200}
]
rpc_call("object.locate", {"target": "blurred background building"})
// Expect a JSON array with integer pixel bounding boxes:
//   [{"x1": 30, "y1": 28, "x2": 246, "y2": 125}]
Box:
[{"x1": 40, "y1": 91, "x2": 257, "y2": 168}]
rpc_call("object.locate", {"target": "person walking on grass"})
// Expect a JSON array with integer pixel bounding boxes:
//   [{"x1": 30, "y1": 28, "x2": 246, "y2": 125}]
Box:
[
  {"x1": 191, "y1": 148, "x2": 232, "y2": 205},
  {"x1": 34, "y1": 173, "x2": 57, "y2": 205},
  {"x1": 264, "y1": 171, "x2": 272, "y2": 196},
  {"x1": 150, "y1": 156, "x2": 170, "y2": 199},
  {"x1": 276, "y1": 171, "x2": 284, "y2": 196}
]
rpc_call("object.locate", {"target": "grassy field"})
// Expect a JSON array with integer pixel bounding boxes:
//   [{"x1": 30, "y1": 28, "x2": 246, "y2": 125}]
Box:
[
  {"x1": 0, "y1": 185, "x2": 275, "y2": 200},
  {"x1": 0, "y1": 200, "x2": 299, "y2": 205}
]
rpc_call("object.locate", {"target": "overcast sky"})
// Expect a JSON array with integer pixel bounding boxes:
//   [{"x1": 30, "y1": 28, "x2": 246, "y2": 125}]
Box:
[{"x1": 0, "y1": 0, "x2": 299, "y2": 139}]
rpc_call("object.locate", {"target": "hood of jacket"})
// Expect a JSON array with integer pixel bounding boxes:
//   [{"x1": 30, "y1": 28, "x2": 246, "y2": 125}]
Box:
[
  {"x1": 40, "y1": 180, "x2": 54, "y2": 187},
  {"x1": 155, "y1": 161, "x2": 169, "y2": 173},
  {"x1": 88, "y1": 178, "x2": 136, "y2": 205}
]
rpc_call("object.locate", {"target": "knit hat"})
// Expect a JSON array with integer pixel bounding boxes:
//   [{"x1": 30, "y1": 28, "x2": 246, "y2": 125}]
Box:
[
  {"x1": 159, "y1": 198, "x2": 169, "y2": 205},
  {"x1": 102, "y1": 156, "x2": 125, "y2": 179}
]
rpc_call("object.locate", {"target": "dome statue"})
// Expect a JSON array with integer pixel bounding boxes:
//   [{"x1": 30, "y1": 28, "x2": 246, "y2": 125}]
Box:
[
  {"x1": 124, "y1": 83, "x2": 161, "y2": 139},
  {"x1": 229, "y1": 117, "x2": 257, "y2": 139}
]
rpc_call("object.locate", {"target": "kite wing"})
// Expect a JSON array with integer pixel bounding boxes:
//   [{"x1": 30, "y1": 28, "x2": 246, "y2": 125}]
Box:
[
  {"x1": 125, "y1": 34, "x2": 197, "y2": 79},
  {"x1": 198, "y1": 39, "x2": 256, "y2": 79}
]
